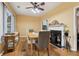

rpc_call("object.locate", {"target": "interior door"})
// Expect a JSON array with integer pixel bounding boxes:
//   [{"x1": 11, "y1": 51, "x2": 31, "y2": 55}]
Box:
[{"x1": 76, "y1": 8, "x2": 79, "y2": 50}]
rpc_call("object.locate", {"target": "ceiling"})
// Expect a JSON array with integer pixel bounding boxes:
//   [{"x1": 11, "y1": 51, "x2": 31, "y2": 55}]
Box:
[{"x1": 9, "y1": 2, "x2": 62, "y2": 16}]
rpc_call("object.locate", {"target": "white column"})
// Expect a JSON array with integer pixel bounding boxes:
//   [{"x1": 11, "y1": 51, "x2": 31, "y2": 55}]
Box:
[{"x1": 61, "y1": 27, "x2": 65, "y2": 47}]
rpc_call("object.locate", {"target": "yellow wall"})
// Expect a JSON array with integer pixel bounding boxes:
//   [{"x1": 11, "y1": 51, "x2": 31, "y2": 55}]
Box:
[
  {"x1": 41, "y1": 2, "x2": 79, "y2": 51},
  {"x1": 16, "y1": 15, "x2": 42, "y2": 36}
]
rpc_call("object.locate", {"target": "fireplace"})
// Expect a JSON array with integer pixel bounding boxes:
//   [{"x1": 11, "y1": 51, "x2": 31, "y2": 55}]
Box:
[
  {"x1": 48, "y1": 25, "x2": 65, "y2": 48},
  {"x1": 50, "y1": 30, "x2": 61, "y2": 47}
]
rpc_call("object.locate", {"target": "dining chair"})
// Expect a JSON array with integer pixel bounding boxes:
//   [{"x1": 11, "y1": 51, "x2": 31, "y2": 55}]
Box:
[
  {"x1": 35, "y1": 31, "x2": 50, "y2": 56},
  {"x1": 26, "y1": 32, "x2": 38, "y2": 55}
]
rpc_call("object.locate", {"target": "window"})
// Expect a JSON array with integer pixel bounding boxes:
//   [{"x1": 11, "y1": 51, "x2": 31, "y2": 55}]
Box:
[
  {"x1": 3, "y1": 4, "x2": 15, "y2": 33},
  {"x1": 7, "y1": 15, "x2": 11, "y2": 33}
]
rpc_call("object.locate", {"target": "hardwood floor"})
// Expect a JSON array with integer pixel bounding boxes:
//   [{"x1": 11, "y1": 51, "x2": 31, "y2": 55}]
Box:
[{"x1": 2, "y1": 37, "x2": 79, "y2": 56}]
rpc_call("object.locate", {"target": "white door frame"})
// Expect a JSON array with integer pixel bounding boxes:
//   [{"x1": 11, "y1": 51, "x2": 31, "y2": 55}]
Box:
[{"x1": 73, "y1": 6, "x2": 79, "y2": 51}]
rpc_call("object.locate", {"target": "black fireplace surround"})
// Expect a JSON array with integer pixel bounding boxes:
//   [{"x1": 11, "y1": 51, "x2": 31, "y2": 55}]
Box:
[{"x1": 50, "y1": 30, "x2": 61, "y2": 48}]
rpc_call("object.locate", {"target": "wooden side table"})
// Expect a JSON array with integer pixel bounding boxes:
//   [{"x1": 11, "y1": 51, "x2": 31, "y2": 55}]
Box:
[{"x1": 3, "y1": 35, "x2": 15, "y2": 53}]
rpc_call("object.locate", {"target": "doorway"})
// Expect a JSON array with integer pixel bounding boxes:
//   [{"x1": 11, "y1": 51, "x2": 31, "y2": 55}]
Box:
[{"x1": 75, "y1": 7, "x2": 79, "y2": 50}]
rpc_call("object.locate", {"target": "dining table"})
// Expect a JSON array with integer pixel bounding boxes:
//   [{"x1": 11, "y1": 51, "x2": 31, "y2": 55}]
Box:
[{"x1": 27, "y1": 32, "x2": 38, "y2": 55}]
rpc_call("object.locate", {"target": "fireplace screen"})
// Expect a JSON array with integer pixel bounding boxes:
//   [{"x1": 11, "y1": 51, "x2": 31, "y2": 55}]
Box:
[{"x1": 50, "y1": 30, "x2": 61, "y2": 48}]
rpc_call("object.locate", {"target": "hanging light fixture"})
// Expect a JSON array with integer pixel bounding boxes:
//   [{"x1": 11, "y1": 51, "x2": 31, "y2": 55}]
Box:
[
  {"x1": 32, "y1": 8, "x2": 37, "y2": 13},
  {"x1": 31, "y1": 8, "x2": 40, "y2": 14}
]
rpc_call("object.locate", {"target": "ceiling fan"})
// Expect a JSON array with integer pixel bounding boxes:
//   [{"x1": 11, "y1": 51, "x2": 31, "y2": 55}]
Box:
[{"x1": 26, "y1": 2, "x2": 45, "y2": 11}]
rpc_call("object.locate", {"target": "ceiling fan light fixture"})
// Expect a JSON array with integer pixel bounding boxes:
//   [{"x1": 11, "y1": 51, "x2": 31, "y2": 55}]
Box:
[
  {"x1": 32, "y1": 9, "x2": 37, "y2": 14},
  {"x1": 31, "y1": 8, "x2": 40, "y2": 14},
  {"x1": 35, "y1": 8, "x2": 40, "y2": 13}
]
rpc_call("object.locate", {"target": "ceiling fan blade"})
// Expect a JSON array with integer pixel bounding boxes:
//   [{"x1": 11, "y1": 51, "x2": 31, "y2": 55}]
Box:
[
  {"x1": 40, "y1": 2, "x2": 45, "y2": 5},
  {"x1": 37, "y1": 2, "x2": 45, "y2": 6},
  {"x1": 38, "y1": 8, "x2": 44, "y2": 11},
  {"x1": 30, "y1": 2, "x2": 36, "y2": 6},
  {"x1": 26, "y1": 7, "x2": 33, "y2": 9}
]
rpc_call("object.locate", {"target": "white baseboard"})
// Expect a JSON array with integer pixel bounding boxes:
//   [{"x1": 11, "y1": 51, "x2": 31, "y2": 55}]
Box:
[{"x1": 71, "y1": 48, "x2": 77, "y2": 51}]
